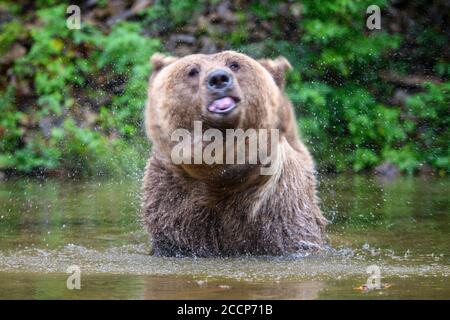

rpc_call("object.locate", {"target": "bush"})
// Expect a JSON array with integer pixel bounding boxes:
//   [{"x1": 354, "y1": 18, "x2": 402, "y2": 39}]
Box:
[
  {"x1": 0, "y1": 0, "x2": 448, "y2": 176},
  {"x1": 0, "y1": 3, "x2": 159, "y2": 176}
]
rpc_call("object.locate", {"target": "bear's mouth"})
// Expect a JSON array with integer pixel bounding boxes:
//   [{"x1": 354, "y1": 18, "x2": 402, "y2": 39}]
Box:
[{"x1": 207, "y1": 96, "x2": 240, "y2": 114}]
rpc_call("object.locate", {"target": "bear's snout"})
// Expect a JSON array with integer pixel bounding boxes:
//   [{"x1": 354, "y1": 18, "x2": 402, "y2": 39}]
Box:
[
  {"x1": 204, "y1": 69, "x2": 242, "y2": 116},
  {"x1": 206, "y1": 69, "x2": 233, "y2": 93}
]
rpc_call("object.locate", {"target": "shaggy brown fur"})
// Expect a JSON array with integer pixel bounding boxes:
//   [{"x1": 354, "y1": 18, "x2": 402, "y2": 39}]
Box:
[{"x1": 142, "y1": 51, "x2": 326, "y2": 257}]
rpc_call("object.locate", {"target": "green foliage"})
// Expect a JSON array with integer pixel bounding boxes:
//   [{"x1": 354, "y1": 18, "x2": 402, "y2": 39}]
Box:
[
  {"x1": 402, "y1": 83, "x2": 450, "y2": 172},
  {"x1": 238, "y1": 0, "x2": 447, "y2": 174},
  {"x1": 0, "y1": 20, "x2": 24, "y2": 55},
  {"x1": 0, "y1": 3, "x2": 159, "y2": 176},
  {"x1": 0, "y1": 0, "x2": 448, "y2": 176}
]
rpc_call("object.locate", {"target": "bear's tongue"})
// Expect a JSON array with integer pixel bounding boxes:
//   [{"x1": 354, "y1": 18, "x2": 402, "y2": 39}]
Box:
[{"x1": 207, "y1": 97, "x2": 236, "y2": 113}]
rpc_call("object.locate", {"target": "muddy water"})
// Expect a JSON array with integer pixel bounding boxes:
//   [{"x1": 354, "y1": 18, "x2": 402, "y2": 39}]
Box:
[{"x1": 0, "y1": 175, "x2": 449, "y2": 299}]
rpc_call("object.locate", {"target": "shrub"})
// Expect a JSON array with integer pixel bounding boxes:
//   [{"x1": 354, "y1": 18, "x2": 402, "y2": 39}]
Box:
[{"x1": 0, "y1": 0, "x2": 448, "y2": 176}]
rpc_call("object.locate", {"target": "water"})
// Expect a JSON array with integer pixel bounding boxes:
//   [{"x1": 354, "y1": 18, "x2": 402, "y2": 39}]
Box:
[{"x1": 0, "y1": 175, "x2": 448, "y2": 299}]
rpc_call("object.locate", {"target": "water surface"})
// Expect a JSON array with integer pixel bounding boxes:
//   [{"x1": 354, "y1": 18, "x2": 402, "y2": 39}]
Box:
[{"x1": 0, "y1": 175, "x2": 449, "y2": 299}]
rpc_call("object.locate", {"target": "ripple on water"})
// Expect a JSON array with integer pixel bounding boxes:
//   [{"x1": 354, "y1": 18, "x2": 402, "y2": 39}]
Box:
[{"x1": 0, "y1": 243, "x2": 448, "y2": 281}]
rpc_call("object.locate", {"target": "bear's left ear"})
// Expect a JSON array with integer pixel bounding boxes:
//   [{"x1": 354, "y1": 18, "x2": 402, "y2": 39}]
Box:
[
  {"x1": 258, "y1": 56, "x2": 292, "y2": 89},
  {"x1": 150, "y1": 53, "x2": 179, "y2": 75}
]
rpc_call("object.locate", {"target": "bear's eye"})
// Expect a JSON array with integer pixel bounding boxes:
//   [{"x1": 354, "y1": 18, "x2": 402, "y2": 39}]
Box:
[
  {"x1": 188, "y1": 67, "x2": 199, "y2": 77},
  {"x1": 229, "y1": 61, "x2": 240, "y2": 71}
]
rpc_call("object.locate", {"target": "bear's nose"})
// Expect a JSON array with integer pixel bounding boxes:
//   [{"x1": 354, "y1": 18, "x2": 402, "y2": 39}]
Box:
[{"x1": 206, "y1": 69, "x2": 233, "y2": 92}]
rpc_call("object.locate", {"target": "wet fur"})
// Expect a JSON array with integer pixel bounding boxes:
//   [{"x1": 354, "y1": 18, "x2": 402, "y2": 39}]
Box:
[{"x1": 141, "y1": 51, "x2": 326, "y2": 257}]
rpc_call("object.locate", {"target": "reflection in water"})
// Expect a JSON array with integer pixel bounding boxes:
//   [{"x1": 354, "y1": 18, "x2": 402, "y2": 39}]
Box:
[
  {"x1": 0, "y1": 175, "x2": 449, "y2": 299},
  {"x1": 0, "y1": 272, "x2": 325, "y2": 300},
  {"x1": 141, "y1": 278, "x2": 325, "y2": 300}
]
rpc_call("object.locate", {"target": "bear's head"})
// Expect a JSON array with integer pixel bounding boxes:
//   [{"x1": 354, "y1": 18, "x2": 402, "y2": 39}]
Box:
[{"x1": 145, "y1": 51, "x2": 292, "y2": 182}]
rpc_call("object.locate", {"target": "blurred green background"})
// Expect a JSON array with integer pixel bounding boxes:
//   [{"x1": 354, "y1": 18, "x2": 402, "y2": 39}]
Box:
[{"x1": 0, "y1": 0, "x2": 448, "y2": 178}]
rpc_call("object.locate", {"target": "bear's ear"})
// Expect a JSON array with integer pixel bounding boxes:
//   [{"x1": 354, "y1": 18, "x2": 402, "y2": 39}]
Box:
[
  {"x1": 150, "y1": 53, "x2": 178, "y2": 74},
  {"x1": 258, "y1": 56, "x2": 292, "y2": 88}
]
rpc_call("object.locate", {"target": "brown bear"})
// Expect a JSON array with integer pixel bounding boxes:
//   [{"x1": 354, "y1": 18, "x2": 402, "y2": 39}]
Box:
[{"x1": 141, "y1": 51, "x2": 326, "y2": 257}]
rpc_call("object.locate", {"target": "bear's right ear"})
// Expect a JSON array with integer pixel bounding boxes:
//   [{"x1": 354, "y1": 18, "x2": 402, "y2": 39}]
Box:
[
  {"x1": 150, "y1": 53, "x2": 178, "y2": 74},
  {"x1": 258, "y1": 56, "x2": 292, "y2": 89}
]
